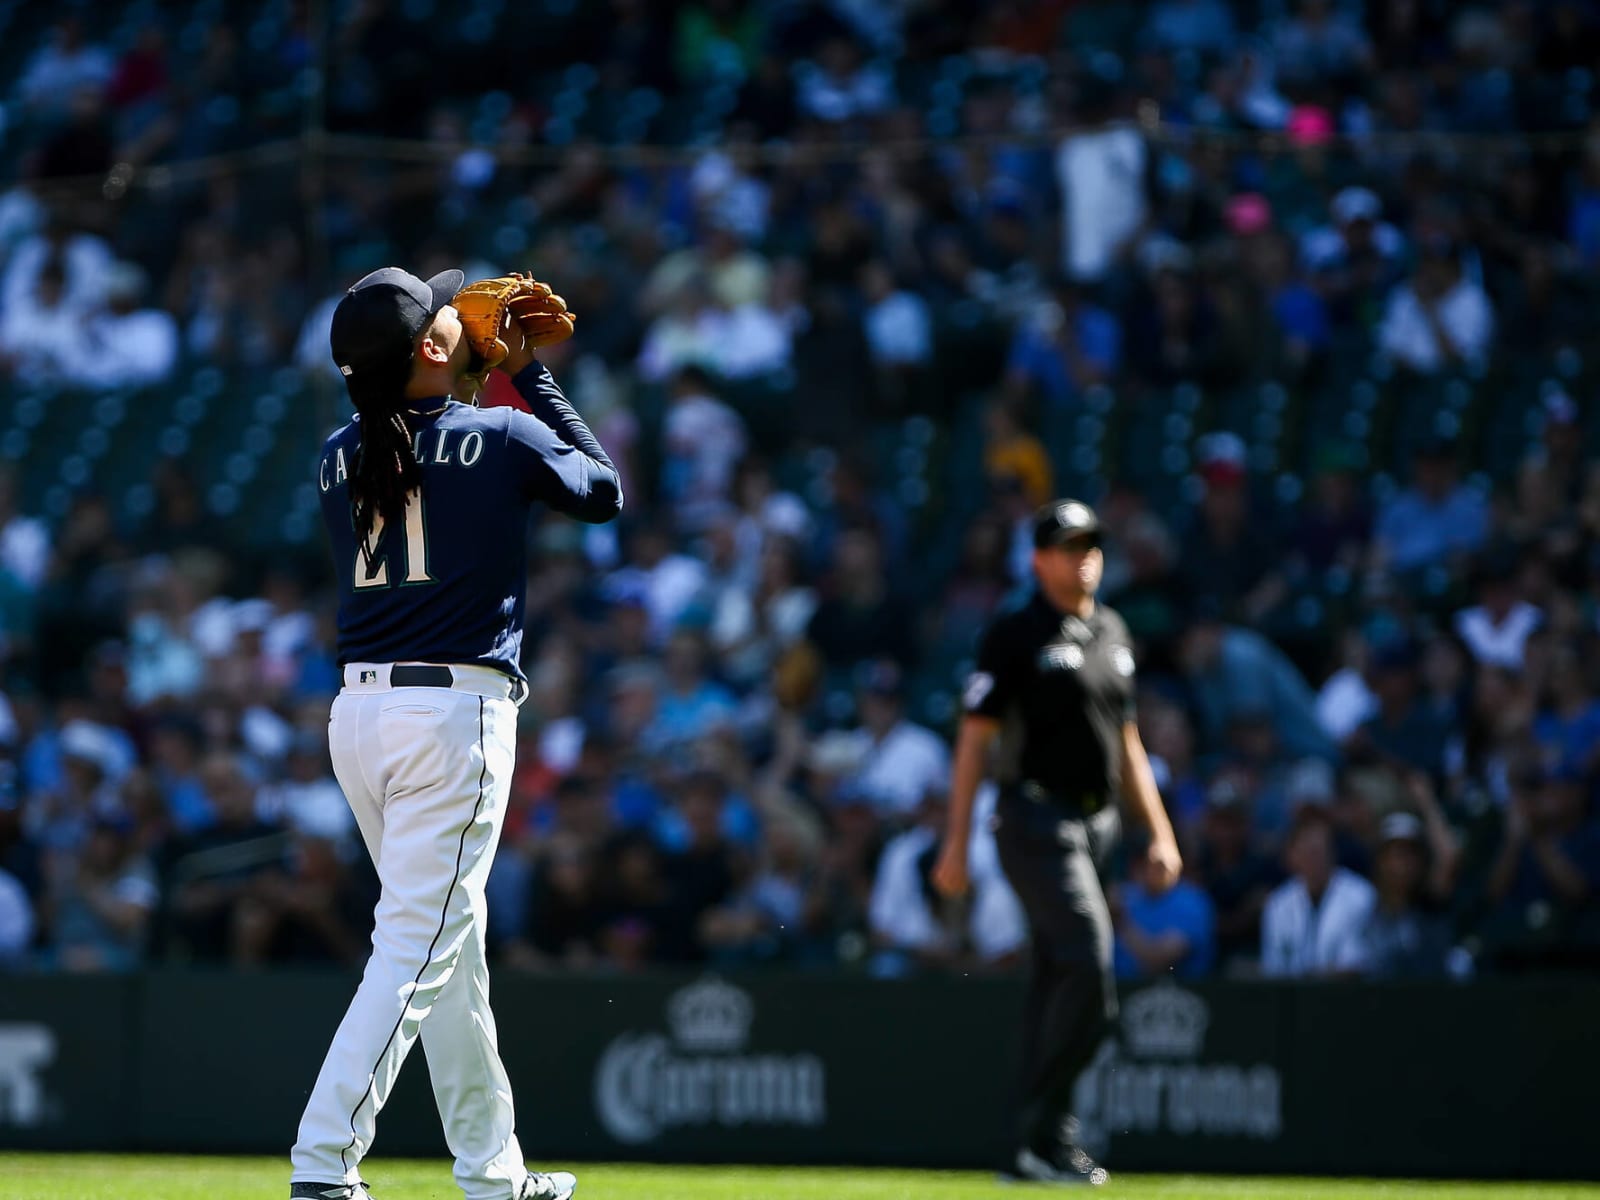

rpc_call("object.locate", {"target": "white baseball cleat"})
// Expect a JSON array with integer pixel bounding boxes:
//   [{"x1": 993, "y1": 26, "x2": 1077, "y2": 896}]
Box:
[{"x1": 520, "y1": 1170, "x2": 577, "y2": 1200}]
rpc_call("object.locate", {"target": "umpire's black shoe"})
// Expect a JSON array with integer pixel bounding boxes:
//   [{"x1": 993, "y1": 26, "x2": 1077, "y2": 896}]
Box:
[
  {"x1": 290, "y1": 1184, "x2": 372, "y2": 1199},
  {"x1": 1004, "y1": 1144, "x2": 1110, "y2": 1186}
]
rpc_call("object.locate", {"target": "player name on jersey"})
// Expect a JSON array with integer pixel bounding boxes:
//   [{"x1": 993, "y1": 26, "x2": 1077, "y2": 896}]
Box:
[{"x1": 318, "y1": 426, "x2": 487, "y2": 494}]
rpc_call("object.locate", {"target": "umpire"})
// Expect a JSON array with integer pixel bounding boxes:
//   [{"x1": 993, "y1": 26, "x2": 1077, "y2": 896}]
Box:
[{"x1": 933, "y1": 499, "x2": 1182, "y2": 1186}]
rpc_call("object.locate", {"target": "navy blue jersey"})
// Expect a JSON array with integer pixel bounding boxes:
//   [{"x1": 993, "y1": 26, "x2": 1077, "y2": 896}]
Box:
[{"x1": 318, "y1": 363, "x2": 622, "y2": 678}]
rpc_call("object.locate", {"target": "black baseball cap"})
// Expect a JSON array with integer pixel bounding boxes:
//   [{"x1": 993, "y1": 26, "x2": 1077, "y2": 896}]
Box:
[
  {"x1": 329, "y1": 266, "x2": 464, "y2": 382},
  {"x1": 1033, "y1": 499, "x2": 1102, "y2": 549}
]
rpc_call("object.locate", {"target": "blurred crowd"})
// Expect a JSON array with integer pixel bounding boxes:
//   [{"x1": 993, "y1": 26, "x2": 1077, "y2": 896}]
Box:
[{"x1": 1, "y1": 0, "x2": 1599, "y2": 981}]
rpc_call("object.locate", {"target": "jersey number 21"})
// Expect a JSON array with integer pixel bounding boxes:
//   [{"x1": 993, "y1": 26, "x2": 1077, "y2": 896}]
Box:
[{"x1": 354, "y1": 492, "x2": 433, "y2": 589}]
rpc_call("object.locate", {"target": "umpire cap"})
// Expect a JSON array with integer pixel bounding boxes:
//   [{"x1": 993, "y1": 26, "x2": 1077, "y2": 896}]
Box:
[
  {"x1": 330, "y1": 266, "x2": 464, "y2": 383},
  {"x1": 1032, "y1": 499, "x2": 1102, "y2": 549}
]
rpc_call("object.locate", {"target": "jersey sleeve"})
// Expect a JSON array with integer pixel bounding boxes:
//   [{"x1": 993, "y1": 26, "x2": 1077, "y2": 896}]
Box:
[
  {"x1": 963, "y1": 620, "x2": 1015, "y2": 720},
  {"x1": 503, "y1": 363, "x2": 624, "y2": 523}
]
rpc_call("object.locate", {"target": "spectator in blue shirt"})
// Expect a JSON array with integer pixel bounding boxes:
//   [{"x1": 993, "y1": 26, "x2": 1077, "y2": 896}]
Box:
[
  {"x1": 1003, "y1": 279, "x2": 1120, "y2": 411},
  {"x1": 1291, "y1": 443, "x2": 1373, "y2": 576},
  {"x1": 645, "y1": 628, "x2": 738, "y2": 756},
  {"x1": 1533, "y1": 653, "x2": 1600, "y2": 778},
  {"x1": 1112, "y1": 836, "x2": 1217, "y2": 980},
  {"x1": 1247, "y1": 228, "x2": 1331, "y2": 378},
  {"x1": 1373, "y1": 437, "x2": 1489, "y2": 574},
  {"x1": 1571, "y1": 161, "x2": 1600, "y2": 271},
  {"x1": 1346, "y1": 639, "x2": 1452, "y2": 780},
  {"x1": 1143, "y1": 0, "x2": 1236, "y2": 55},
  {"x1": 1177, "y1": 601, "x2": 1338, "y2": 764},
  {"x1": 1175, "y1": 433, "x2": 1289, "y2": 626},
  {"x1": 1484, "y1": 765, "x2": 1600, "y2": 964},
  {"x1": 1192, "y1": 774, "x2": 1282, "y2": 969}
]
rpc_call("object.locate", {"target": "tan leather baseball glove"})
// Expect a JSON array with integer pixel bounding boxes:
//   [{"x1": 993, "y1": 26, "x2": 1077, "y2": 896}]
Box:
[{"x1": 451, "y1": 272, "x2": 576, "y2": 386}]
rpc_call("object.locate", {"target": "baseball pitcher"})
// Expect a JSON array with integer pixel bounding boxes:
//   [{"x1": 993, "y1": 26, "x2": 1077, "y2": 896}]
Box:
[{"x1": 290, "y1": 268, "x2": 621, "y2": 1200}]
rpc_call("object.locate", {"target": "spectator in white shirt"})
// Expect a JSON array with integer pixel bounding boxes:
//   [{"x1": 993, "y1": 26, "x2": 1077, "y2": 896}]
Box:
[
  {"x1": 689, "y1": 150, "x2": 770, "y2": 244},
  {"x1": 703, "y1": 290, "x2": 793, "y2": 380},
  {"x1": 711, "y1": 534, "x2": 817, "y2": 687},
  {"x1": 0, "y1": 867, "x2": 33, "y2": 966},
  {"x1": 1453, "y1": 549, "x2": 1542, "y2": 671},
  {"x1": 1378, "y1": 235, "x2": 1494, "y2": 374},
  {"x1": 605, "y1": 524, "x2": 710, "y2": 647},
  {"x1": 860, "y1": 259, "x2": 931, "y2": 368},
  {"x1": 1261, "y1": 807, "x2": 1376, "y2": 977},
  {"x1": 15, "y1": 17, "x2": 114, "y2": 123},
  {"x1": 1, "y1": 221, "x2": 114, "y2": 320},
  {"x1": 1054, "y1": 82, "x2": 1150, "y2": 283},
  {"x1": 659, "y1": 365, "x2": 749, "y2": 533},
  {"x1": 1299, "y1": 186, "x2": 1406, "y2": 286},
  {"x1": 0, "y1": 259, "x2": 82, "y2": 384},
  {"x1": 638, "y1": 267, "x2": 792, "y2": 383},
  {"x1": 254, "y1": 731, "x2": 356, "y2": 847},
  {"x1": 125, "y1": 600, "x2": 205, "y2": 707},
  {"x1": 845, "y1": 660, "x2": 951, "y2": 821},
  {"x1": 636, "y1": 276, "x2": 720, "y2": 384},
  {"x1": 860, "y1": 257, "x2": 931, "y2": 412},
  {"x1": 76, "y1": 262, "x2": 179, "y2": 390},
  {"x1": 1316, "y1": 628, "x2": 1378, "y2": 744},
  {"x1": 868, "y1": 786, "x2": 1025, "y2": 975},
  {"x1": 641, "y1": 219, "x2": 772, "y2": 319},
  {"x1": 731, "y1": 455, "x2": 813, "y2": 579},
  {"x1": 0, "y1": 470, "x2": 49, "y2": 592},
  {"x1": 797, "y1": 34, "x2": 893, "y2": 124}
]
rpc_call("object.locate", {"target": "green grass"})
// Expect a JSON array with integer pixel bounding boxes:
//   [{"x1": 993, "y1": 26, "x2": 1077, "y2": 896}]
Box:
[{"x1": 3, "y1": 1156, "x2": 1598, "y2": 1200}]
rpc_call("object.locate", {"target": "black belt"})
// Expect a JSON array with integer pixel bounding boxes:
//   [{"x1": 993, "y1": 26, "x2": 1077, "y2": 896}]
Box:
[
  {"x1": 377, "y1": 663, "x2": 526, "y2": 704},
  {"x1": 390, "y1": 664, "x2": 454, "y2": 688},
  {"x1": 1014, "y1": 779, "x2": 1109, "y2": 816}
]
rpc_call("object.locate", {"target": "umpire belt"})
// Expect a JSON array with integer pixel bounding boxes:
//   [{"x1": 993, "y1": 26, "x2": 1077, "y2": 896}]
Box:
[
  {"x1": 342, "y1": 661, "x2": 527, "y2": 705},
  {"x1": 1014, "y1": 779, "x2": 1108, "y2": 817}
]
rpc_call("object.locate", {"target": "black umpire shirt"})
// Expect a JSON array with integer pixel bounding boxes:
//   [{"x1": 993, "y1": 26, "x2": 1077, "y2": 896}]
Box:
[{"x1": 964, "y1": 592, "x2": 1138, "y2": 810}]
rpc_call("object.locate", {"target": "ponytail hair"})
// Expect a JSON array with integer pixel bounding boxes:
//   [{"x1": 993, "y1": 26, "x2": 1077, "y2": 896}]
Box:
[{"x1": 347, "y1": 369, "x2": 422, "y2": 567}]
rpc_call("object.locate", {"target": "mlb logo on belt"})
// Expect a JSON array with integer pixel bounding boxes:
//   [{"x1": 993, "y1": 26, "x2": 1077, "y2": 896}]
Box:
[{"x1": 361, "y1": 670, "x2": 378, "y2": 683}]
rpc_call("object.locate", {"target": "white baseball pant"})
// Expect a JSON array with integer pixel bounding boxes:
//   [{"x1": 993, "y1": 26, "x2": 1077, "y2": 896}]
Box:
[{"x1": 291, "y1": 662, "x2": 529, "y2": 1200}]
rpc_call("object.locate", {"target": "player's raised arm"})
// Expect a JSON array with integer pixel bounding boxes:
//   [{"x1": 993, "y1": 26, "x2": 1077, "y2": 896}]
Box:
[
  {"x1": 500, "y1": 367, "x2": 624, "y2": 523},
  {"x1": 448, "y1": 270, "x2": 622, "y2": 523}
]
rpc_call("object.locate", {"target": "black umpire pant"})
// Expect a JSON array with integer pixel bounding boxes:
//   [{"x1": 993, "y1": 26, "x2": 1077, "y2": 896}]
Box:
[{"x1": 992, "y1": 788, "x2": 1120, "y2": 1155}]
